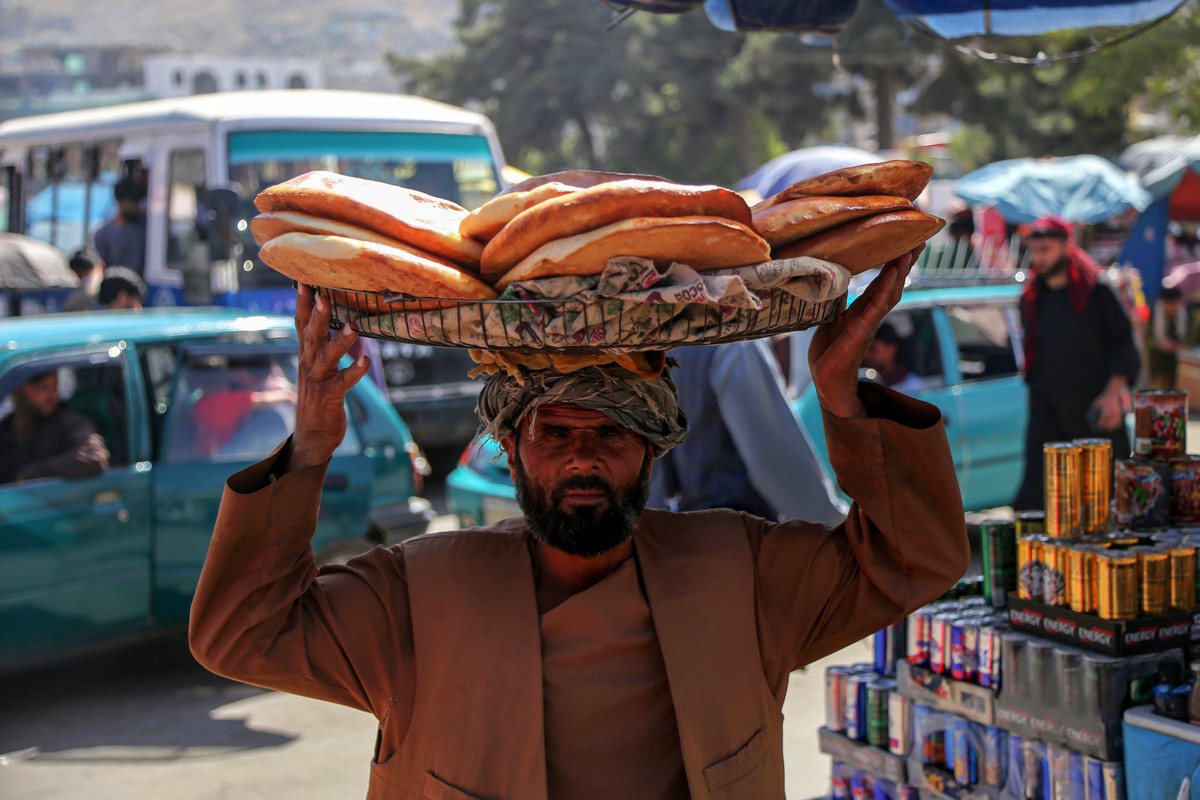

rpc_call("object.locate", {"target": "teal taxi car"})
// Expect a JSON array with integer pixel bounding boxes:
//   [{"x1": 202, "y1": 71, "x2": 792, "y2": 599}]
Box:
[
  {"x1": 445, "y1": 279, "x2": 1030, "y2": 525},
  {"x1": 0, "y1": 309, "x2": 432, "y2": 664}
]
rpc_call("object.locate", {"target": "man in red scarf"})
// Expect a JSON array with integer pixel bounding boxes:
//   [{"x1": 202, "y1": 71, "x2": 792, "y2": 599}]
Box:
[{"x1": 1013, "y1": 216, "x2": 1140, "y2": 510}]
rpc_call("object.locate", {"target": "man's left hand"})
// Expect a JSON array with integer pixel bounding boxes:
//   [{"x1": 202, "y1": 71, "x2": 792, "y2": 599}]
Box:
[
  {"x1": 1090, "y1": 385, "x2": 1125, "y2": 431},
  {"x1": 808, "y1": 247, "x2": 922, "y2": 418}
]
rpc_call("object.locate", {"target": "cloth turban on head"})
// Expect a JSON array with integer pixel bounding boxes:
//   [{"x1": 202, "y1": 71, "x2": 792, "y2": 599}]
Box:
[{"x1": 476, "y1": 364, "x2": 689, "y2": 456}]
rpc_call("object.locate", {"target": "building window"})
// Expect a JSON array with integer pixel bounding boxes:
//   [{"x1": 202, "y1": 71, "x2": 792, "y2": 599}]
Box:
[
  {"x1": 173, "y1": 69, "x2": 185, "y2": 87},
  {"x1": 287, "y1": 73, "x2": 307, "y2": 89},
  {"x1": 235, "y1": 71, "x2": 247, "y2": 89},
  {"x1": 192, "y1": 70, "x2": 219, "y2": 95},
  {"x1": 256, "y1": 71, "x2": 268, "y2": 88}
]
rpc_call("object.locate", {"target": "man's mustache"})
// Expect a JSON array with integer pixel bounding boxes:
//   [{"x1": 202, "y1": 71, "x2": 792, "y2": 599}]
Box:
[{"x1": 551, "y1": 475, "x2": 618, "y2": 506}]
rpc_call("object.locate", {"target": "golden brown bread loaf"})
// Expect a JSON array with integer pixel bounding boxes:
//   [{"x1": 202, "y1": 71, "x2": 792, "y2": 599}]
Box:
[
  {"x1": 775, "y1": 210, "x2": 945, "y2": 274},
  {"x1": 754, "y1": 160, "x2": 933, "y2": 212},
  {"x1": 752, "y1": 195, "x2": 915, "y2": 249}
]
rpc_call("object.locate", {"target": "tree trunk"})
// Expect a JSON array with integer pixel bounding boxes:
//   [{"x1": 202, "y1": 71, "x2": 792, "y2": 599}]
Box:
[{"x1": 873, "y1": 68, "x2": 895, "y2": 150}]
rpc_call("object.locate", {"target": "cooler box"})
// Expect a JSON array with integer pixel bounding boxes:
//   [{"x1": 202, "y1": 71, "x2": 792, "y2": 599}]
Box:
[{"x1": 1123, "y1": 705, "x2": 1200, "y2": 800}]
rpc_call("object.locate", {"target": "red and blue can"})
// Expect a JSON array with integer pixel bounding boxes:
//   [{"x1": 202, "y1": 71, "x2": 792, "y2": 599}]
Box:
[
  {"x1": 982, "y1": 725, "x2": 1006, "y2": 786},
  {"x1": 952, "y1": 718, "x2": 978, "y2": 785},
  {"x1": 978, "y1": 623, "x2": 1003, "y2": 689},
  {"x1": 850, "y1": 770, "x2": 870, "y2": 800},
  {"x1": 898, "y1": 786, "x2": 921, "y2": 800},
  {"x1": 906, "y1": 607, "x2": 932, "y2": 666},
  {"x1": 831, "y1": 761, "x2": 851, "y2": 800},
  {"x1": 930, "y1": 612, "x2": 956, "y2": 674},
  {"x1": 825, "y1": 666, "x2": 851, "y2": 732},
  {"x1": 950, "y1": 620, "x2": 980, "y2": 682},
  {"x1": 845, "y1": 673, "x2": 871, "y2": 741}
]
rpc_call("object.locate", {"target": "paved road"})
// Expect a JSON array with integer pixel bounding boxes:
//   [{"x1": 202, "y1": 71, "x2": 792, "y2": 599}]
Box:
[{"x1": 0, "y1": 626, "x2": 849, "y2": 800}]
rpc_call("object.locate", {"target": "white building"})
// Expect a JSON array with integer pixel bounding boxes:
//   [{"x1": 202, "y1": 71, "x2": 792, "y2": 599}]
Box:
[{"x1": 143, "y1": 54, "x2": 322, "y2": 98}]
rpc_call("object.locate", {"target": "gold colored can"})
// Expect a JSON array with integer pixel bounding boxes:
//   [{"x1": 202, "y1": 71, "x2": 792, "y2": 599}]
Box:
[
  {"x1": 1041, "y1": 540, "x2": 1070, "y2": 606},
  {"x1": 1169, "y1": 547, "x2": 1197, "y2": 611},
  {"x1": 1075, "y1": 438, "x2": 1113, "y2": 535},
  {"x1": 1044, "y1": 442, "x2": 1083, "y2": 538},
  {"x1": 1068, "y1": 545, "x2": 1099, "y2": 614},
  {"x1": 1096, "y1": 551, "x2": 1139, "y2": 620},
  {"x1": 1135, "y1": 547, "x2": 1171, "y2": 616},
  {"x1": 1107, "y1": 533, "x2": 1141, "y2": 548},
  {"x1": 1015, "y1": 510, "x2": 1047, "y2": 537},
  {"x1": 1017, "y1": 535, "x2": 1047, "y2": 600}
]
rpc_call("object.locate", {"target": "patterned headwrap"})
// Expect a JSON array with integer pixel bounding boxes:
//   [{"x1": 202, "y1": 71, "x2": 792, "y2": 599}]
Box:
[{"x1": 476, "y1": 364, "x2": 688, "y2": 456}]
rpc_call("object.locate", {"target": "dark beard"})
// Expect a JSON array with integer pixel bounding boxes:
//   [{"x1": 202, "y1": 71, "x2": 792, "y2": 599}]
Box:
[{"x1": 513, "y1": 456, "x2": 650, "y2": 558}]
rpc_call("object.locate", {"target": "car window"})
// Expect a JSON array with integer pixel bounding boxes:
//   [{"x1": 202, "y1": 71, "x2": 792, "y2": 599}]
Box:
[
  {"x1": 946, "y1": 303, "x2": 1021, "y2": 381},
  {"x1": 139, "y1": 345, "x2": 178, "y2": 459},
  {"x1": 862, "y1": 307, "x2": 944, "y2": 393},
  {"x1": 0, "y1": 351, "x2": 130, "y2": 484},
  {"x1": 161, "y1": 348, "x2": 359, "y2": 464}
]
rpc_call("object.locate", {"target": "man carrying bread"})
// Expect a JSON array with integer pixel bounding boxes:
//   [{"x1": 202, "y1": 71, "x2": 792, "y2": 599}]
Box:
[{"x1": 190, "y1": 244, "x2": 968, "y2": 799}]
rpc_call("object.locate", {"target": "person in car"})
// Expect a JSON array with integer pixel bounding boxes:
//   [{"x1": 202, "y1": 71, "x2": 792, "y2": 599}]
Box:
[
  {"x1": 189, "y1": 250, "x2": 968, "y2": 799},
  {"x1": 0, "y1": 369, "x2": 110, "y2": 484},
  {"x1": 97, "y1": 267, "x2": 146, "y2": 311},
  {"x1": 1012, "y1": 215, "x2": 1140, "y2": 510}
]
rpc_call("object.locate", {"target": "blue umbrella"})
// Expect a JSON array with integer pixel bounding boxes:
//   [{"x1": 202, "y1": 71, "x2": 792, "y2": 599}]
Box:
[
  {"x1": 883, "y1": 0, "x2": 1187, "y2": 37},
  {"x1": 954, "y1": 155, "x2": 1150, "y2": 225},
  {"x1": 737, "y1": 146, "x2": 883, "y2": 200}
]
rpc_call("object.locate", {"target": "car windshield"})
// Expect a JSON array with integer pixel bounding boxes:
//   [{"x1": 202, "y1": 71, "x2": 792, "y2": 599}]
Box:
[{"x1": 226, "y1": 130, "x2": 500, "y2": 288}]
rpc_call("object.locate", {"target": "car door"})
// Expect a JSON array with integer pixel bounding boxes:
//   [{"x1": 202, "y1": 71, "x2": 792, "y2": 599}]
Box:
[
  {"x1": 148, "y1": 343, "x2": 373, "y2": 622},
  {"x1": 939, "y1": 298, "x2": 1029, "y2": 510},
  {"x1": 0, "y1": 345, "x2": 153, "y2": 661}
]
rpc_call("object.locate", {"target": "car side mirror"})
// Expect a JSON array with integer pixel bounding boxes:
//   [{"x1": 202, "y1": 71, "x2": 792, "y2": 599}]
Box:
[{"x1": 206, "y1": 188, "x2": 239, "y2": 262}]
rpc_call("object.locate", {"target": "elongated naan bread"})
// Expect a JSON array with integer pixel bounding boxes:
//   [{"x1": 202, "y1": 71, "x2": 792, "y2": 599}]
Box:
[
  {"x1": 775, "y1": 210, "x2": 945, "y2": 274},
  {"x1": 753, "y1": 195, "x2": 914, "y2": 249},
  {"x1": 754, "y1": 160, "x2": 933, "y2": 212}
]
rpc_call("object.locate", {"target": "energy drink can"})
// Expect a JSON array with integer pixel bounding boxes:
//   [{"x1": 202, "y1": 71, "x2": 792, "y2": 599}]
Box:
[
  {"x1": 1101, "y1": 761, "x2": 1124, "y2": 800},
  {"x1": 1068, "y1": 545, "x2": 1100, "y2": 614},
  {"x1": 1069, "y1": 751, "x2": 1086, "y2": 800},
  {"x1": 1169, "y1": 456, "x2": 1200, "y2": 525},
  {"x1": 978, "y1": 623, "x2": 1003, "y2": 689},
  {"x1": 850, "y1": 770, "x2": 869, "y2": 800},
  {"x1": 1055, "y1": 648, "x2": 1085, "y2": 714},
  {"x1": 897, "y1": 786, "x2": 920, "y2": 800},
  {"x1": 888, "y1": 691, "x2": 911, "y2": 756},
  {"x1": 907, "y1": 606, "x2": 932, "y2": 666},
  {"x1": 930, "y1": 612, "x2": 956, "y2": 675},
  {"x1": 1045, "y1": 442, "x2": 1083, "y2": 538},
  {"x1": 831, "y1": 765, "x2": 851, "y2": 800},
  {"x1": 1085, "y1": 756, "x2": 1104, "y2": 800},
  {"x1": 951, "y1": 620, "x2": 980, "y2": 682},
  {"x1": 1016, "y1": 509, "x2": 1047, "y2": 536},
  {"x1": 1169, "y1": 546, "x2": 1196, "y2": 610},
  {"x1": 846, "y1": 673, "x2": 871, "y2": 741},
  {"x1": 1042, "y1": 540, "x2": 1070, "y2": 606},
  {"x1": 1134, "y1": 389, "x2": 1187, "y2": 457},
  {"x1": 1017, "y1": 534, "x2": 1046, "y2": 600},
  {"x1": 982, "y1": 725, "x2": 1006, "y2": 787},
  {"x1": 1136, "y1": 547, "x2": 1170, "y2": 615},
  {"x1": 952, "y1": 718, "x2": 978, "y2": 786},
  {"x1": 1076, "y1": 438, "x2": 1113, "y2": 535},
  {"x1": 865, "y1": 679, "x2": 891, "y2": 749},
  {"x1": 873, "y1": 619, "x2": 906, "y2": 676},
  {"x1": 1114, "y1": 458, "x2": 1170, "y2": 530},
  {"x1": 1096, "y1": 551, "x2": 1139, "y2": 620},
  {"x1": 1028, "y1": 639, "x2": 1057, "y2": 707},
  {"x1": 1021, "y1": 739, "x2": 1045, "y2": 800},
  {"x1": 1000, "y1": 631, "x2": 1031, "y2": 699},
  {"x1": 825, "y1": 666, "x2": 852, "y2": 732},
  {"x1": 1006, "y1": 732, "x2": 1024, "y2": 797},
  {"x1": 982, "y1": 519, "x2": 1018, "y2": 607},
  {"x1": 1082, "y1": 655, "x2": 1124, "y2": 720}
]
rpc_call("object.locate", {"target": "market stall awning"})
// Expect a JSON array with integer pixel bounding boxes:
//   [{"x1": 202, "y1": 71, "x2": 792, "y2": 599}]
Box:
[
  {"x1": 954, "y1": 155, "x2": 1151, "y2": 225},
  {"x1": 881, "y1": 0, "x2": 1188, "y2": 37},
  {"x1": 737, "y1": 146, "x2": 883, "y2": 201},
  {"x1": 1118, "y1": 135, "x2": 1200, "y2": 221},
  {"x1": 0, "y1": 234, "x2": 77, "y2": 291}
]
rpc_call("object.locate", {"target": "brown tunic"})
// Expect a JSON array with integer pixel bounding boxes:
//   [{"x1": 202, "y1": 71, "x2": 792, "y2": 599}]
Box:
[
  {"x1": 540, "y1": 556, "x2": 688, "y2": 800},
  {"x1": 189, "y1": 383, "x2": 970, "y2": 799}
]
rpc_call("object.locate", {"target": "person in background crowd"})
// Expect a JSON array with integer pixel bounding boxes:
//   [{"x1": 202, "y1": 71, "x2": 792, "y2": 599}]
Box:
[
  {"x1": 93, "y1": 177, "x2": 147, "y2": 275},
  {"x1": 0, "y1": 368, "x2": 110, "y2": 484},
  {"x1": 647, "y1": 339, "x2": 844, "y2": 526},
  {"x1": 1013, "y1": 216, "x2": 1140, "y2": 510},
  {"x1": 61, "y1": 248, "x2": 105, "y2": 312},
  {"x1": 1148, "y1": 286, "x2": 1188, "y2": 390},
  {"x1": 97, "y1": 267, "x2": 146, "y2": 310}
]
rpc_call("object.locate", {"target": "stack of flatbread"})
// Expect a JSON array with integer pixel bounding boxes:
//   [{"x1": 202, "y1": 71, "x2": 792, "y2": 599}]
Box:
[
  {"x1": 464, "y1": 170, "x2": 770, "y2": 290},
  {"x1": 751, "y1": 159, "x2": 944, "y2": 272},
  {"x1": 250, "y1": 171, "x2": 499, "y2": 312}
]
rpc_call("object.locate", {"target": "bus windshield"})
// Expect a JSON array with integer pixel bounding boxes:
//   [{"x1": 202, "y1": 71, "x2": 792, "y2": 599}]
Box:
[{"x1": 227, "y1": 129, "x2": 499, "y2": 288}]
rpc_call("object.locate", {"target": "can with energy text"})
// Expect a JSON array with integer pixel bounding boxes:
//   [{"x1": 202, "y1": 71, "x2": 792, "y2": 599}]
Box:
[
  {"x1": 825, "y1": 666, "x2": 852, "y2": 732},
  {"x1": 1134, "y1": 389, "x2": 1187, "y2": 458},
  {"x1": 1017, "y1": 535, "x2": 1046, "y2": 600},
  {"x1": 1096, "y1": 551, "x2": 1139, "y2": 620},
  {"x1": 1115, "y1": 458, "x2": 1171, "y2": 530},
  {"x1": 888, "y1": 690, "x2": 910, "y2": 756},
  {"x1": 906, "y1": 606, "x2": 932, "y2": 667},
  {"x1": 1044, "y1": 442, "x2": 1083, "y2": 537},
  {"x1": 930, "y1": 612, "x2": 956, "y2": 675},
  {"x1": 845, "y1": 672, "x2": 871, "y2": 741},
  {"x1": 1068, "y1": 545, "x2": 1099, "y2": 614},
  {"x1": 1041, "y1": 539, "x2": 1070, "y2": 606},
  {"x1": 1169, "y1": 546, "x2": 1197, "y2": 610},
  {"x1": 978, "y1": 622, "x2": 1004, "y2": 690},
  {"x1": 1075, "y1": 438, "x2": 1113, "y2": 535},
  {"x1": 981, "y1": 519, "x2": 1018, "y2": 607},
  {"x1": 1135, "y1": 546, "x2": 1170, "y2": 615},
  {"x1": 865, "y1": 679, "x2": 891, "y2": 749}
]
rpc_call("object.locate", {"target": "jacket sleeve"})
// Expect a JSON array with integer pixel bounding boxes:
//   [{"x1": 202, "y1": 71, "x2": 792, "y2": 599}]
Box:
[
  {"x1": 19, "y1": 411, "x2": 109, "y2": 481},
  {"x1": 1097, "y1": 283, "x2": 1141, "y2": 386},
  {"x1": 188, "y1": 439, "x2": 416, "y2": 720},
  {"x1": 747, "y1": 383, "x2": 969, "y2": 677}
]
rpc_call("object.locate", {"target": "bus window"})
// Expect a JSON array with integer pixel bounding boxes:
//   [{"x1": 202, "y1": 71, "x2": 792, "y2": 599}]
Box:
[
  {"x1": 24, "y1": 141, "x2": 122, "y2": 253},
  {"x1": 167, "y1": 149, "x2": 211, "y2": 304},
  {"x1": 226, "y1": 129, "x2": 500, "y2": 289}
]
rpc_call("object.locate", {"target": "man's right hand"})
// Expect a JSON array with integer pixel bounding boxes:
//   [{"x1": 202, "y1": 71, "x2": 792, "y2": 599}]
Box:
[{"x1": 286, "y1": 285, "x2": 371, "y2": 474}]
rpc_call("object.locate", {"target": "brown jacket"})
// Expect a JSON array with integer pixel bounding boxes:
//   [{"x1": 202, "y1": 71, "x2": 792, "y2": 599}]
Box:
[{"x1": 190, "y1": 384, "x2": 968, "y2": 800}]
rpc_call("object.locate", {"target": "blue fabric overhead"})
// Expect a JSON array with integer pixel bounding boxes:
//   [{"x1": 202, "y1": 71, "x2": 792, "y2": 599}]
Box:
[
  {"x1": 704, "y1": 0, "x2": 859, "y2": 32},
  {"x1": 882, "y1": 0, "x2": 1187, "y2": 37},
  {"x1": 955, "y1": 155, "x2": 1151, "y2": 225},
  {"x1": 1119, "y1": 197, "x2": 1170, "y2": 304},
  {"x1": 605, "y1": 0, "x2": 703, "y2": 12},
  {"x1": 738, "y1": 146, "x2": 883, "y2": 199}
]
